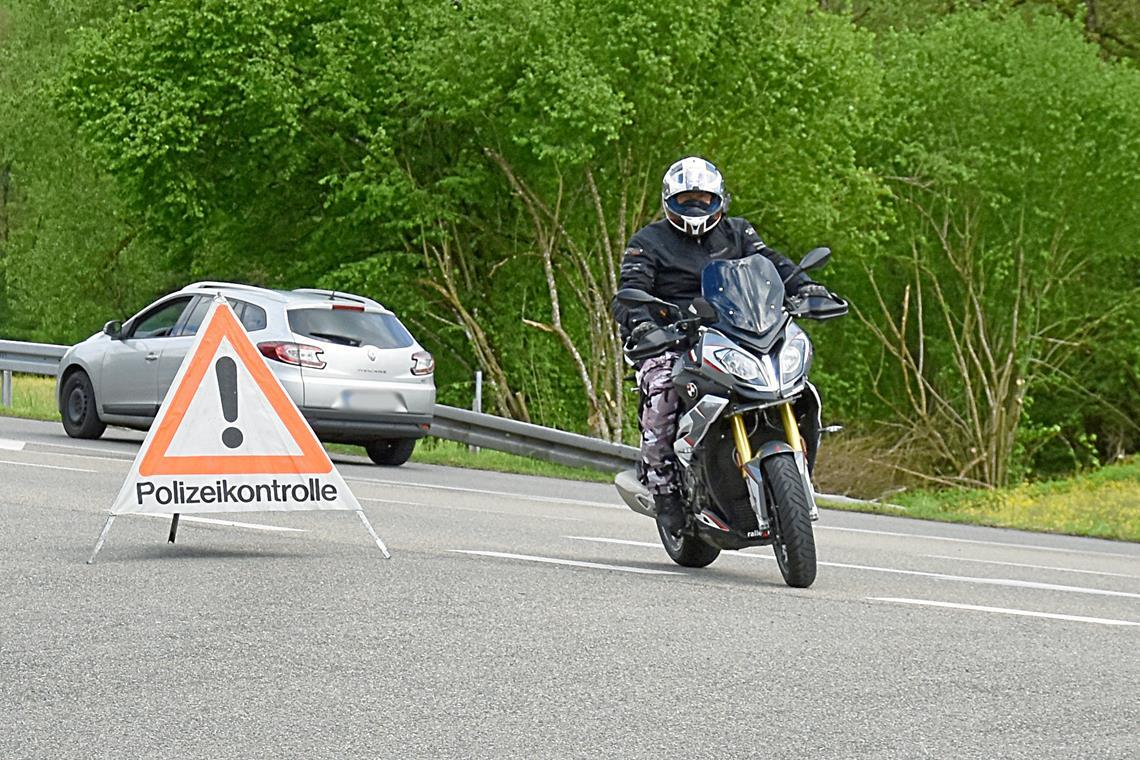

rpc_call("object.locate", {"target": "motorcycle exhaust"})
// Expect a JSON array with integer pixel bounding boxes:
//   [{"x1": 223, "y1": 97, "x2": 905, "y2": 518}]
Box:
[{"x1": 614, "y1": 469, "x2": 656, "y2": 519}]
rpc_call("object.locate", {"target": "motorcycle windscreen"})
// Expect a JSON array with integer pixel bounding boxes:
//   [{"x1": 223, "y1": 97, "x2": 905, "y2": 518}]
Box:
[{"x1": 701, "y1": 255, "x2": 786, "y2": 338}]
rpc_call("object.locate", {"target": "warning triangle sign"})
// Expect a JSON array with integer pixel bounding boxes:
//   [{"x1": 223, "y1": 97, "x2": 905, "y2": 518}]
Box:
[{"x1": 108, "y1": 298, "x2": 362, "y2": 516}]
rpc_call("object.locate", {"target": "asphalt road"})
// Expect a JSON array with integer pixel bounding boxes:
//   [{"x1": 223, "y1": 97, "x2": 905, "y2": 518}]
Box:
[{"x1": 1, "y1": 415, "x2": 1137, "y2": 759}]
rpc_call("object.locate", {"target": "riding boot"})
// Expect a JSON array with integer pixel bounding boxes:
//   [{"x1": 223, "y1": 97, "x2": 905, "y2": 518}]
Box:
[{"x1": 654, "y1": 491, "x2": 685, "y2": 537}]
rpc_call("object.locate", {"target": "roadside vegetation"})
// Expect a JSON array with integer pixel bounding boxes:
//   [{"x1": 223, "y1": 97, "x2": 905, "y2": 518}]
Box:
[{"x1": 4, "y1": 374, "x2": 1135, "y2": 540}]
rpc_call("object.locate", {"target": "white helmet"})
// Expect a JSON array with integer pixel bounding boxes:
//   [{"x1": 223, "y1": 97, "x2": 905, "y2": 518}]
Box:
[{"x1": 661, "y1": 156, "x2": 728, "y2": 236}]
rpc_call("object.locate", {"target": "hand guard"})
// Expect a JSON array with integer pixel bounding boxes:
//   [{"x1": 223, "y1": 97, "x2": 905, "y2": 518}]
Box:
[{"x1": 795, "y1": 282, "x2": 830, "y2": 299}]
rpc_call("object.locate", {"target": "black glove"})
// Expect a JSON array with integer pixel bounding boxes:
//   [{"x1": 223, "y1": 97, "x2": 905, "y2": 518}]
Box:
[
  {"x1": 795, "y1": 283, "x2": 830, "y2": 299},
  {"x1": 629, "y1": 322, "x2": 655, "y2": 343}
]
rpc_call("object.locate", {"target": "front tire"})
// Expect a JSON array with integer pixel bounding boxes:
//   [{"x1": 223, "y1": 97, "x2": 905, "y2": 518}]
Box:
[
  {"x1": 60, "y1": 371, "x2": 106, "y2": 440},
  {"x1": 763, "y1": 453, "x2": 817, "y2": 588},
  {"x1": 658, "y1": 522, "x2": 720, "y2": 568},
  {"x1": 365, "y1": 438, "x2": 415, "y2": 466}
]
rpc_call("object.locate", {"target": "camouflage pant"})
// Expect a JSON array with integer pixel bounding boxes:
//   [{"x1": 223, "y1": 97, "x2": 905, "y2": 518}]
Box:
[{"x1": 636, "y1": 351, "x2": 681, "y2": 495}]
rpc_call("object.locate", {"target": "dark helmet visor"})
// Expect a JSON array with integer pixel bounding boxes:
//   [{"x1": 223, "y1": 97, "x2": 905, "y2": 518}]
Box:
[{"x1": 664, "y1": 194, "x2": 723, "y2": 219}]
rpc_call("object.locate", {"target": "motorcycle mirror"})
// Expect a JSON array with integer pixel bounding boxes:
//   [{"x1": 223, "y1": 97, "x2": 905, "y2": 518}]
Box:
[
  {"x1": 614, "y1": 288, "x2": 658, "y2": 304},
  {"x1": 690, "y1": 297, "x2": 718, "y2": 324},
  {"x1": 799, "y1": 247, "x2": 831, "y2": 271}
]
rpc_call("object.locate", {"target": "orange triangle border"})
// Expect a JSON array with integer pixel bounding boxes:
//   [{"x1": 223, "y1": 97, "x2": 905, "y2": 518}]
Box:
[{"x1": 138, "y1": 303, "x2": 333, "y2": 477}]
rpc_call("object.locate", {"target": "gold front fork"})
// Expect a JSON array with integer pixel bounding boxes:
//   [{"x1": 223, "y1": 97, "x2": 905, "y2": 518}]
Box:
[
  {"x1": 732, "y1": 403, "x2": 803, "y2": 475},
  {"x1": 778, "y1": 402, "x2": 804, "y2": 452},
  {"x1": 730, "y1": 415, "x2": 752, "y2": 473}
]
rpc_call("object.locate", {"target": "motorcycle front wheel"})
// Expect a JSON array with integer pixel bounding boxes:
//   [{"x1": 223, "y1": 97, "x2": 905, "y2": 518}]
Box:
[
  {"x1": 658, "y1": 522, "x2": 720, "y2": 568},
  {"x1": 763, "y1": 453, "x2": 817, "y2": 588}
]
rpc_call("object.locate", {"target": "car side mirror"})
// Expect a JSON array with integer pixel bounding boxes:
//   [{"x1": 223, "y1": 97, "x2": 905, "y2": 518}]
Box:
[
  {"x1": 799, "y1": 247, "x2": 831, "y2": 271},
  {"x1": 103, "y1": 320, "x2": 123, "y2": 340}
]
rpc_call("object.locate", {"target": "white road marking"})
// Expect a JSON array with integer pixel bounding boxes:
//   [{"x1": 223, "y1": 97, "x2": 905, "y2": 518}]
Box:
[
  {"x1": 0, "y1": 458, "x2": 95, "y2": 473},
  {"x1": 924, "y1": 554, "x2": 1140, "y2": 580},
  {"x1": 0, "y1": 438, "x2": 26, "y2": 451},
  {"x1": 24, "y1": 439, "x2": 137, "y2": 457},
  {"x1": 134, "y1": 513, "x2": 307, "y2": 532},
  {"x1": 359, "y1": 496, "x2": 584, "y2": 522},
  {"x1": 817, "y1": 525, "x2": 1137, "y2": 559},
  {"x1": 567, "y1": 536, "x2": 659, "y2": 549},
  {"x1": 450, "y1": 550, "x2": 681, "y2": 576},
  {"x1": 870, "y1": 597, "x2": 1140, "y2": 628},
  {"x1": 348, "y1": 477, "x2": 624, "y2": 510},
  {"x1": 816, "y1": 558, "x2": 1140, "y2": 599},
  {"x1": 565, "y1": 536, "x2": 1140, "y2": 598}
]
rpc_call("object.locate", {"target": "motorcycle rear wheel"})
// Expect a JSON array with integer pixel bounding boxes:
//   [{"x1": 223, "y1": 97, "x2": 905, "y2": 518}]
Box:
[
  {"x1": 658, "y1": 522, "x2": 720, "y2": 568},
  {"x1": 763, "y1": 453, "x2": 817, "y2": 588}
]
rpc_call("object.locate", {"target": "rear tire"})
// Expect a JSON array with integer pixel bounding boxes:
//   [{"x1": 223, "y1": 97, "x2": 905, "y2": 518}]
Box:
[
  {"x1": 60, "y1": 371, "x2": 106, "y2": 440},
  {"x1": 763, "y1": 453, "x2": 817, "y2": 588},
  {"x1": 658, "y1": 522, "x2": 720, "y2": 568},
  {"x1": 365, "y1": 438, "x2": 415, "y2": 466}
]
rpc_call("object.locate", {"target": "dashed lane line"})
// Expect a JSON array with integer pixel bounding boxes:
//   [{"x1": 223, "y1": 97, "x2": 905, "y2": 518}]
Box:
[
  {"x1": 348, "y1": 477, "x2": 623, "y2": 510},
  {"x1": 870, "y1": 597, "x2": 1140, "y2": 628},
  {"x1": 134, "y1": 513, "x2": 307, "y2": 533},
  {"x1": 358, "y1": 496, "x2": 584, "y2": 522},
  {"x1": 0, "y1": 458, "x2": 95, "y2": 473},
  {"x1": 564, "y1": 536, "x2": 1140, "y2": 599},
  {"x1": 923, "y1": 554, "x2": 1140, "y2": 580},
  {"x1": 450, "y1": 550, "x2": 682, "y2": 576},
  {"x1": 816, "y1": 525, "x2": 1136, "y2": 559}
]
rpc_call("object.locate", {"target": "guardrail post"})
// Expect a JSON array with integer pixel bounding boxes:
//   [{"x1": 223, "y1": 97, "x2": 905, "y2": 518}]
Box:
[
  {"x1": 469, "y1": 370, "x2": 483, "y2": 454},
  {"x1": 1, "y1": 370, "x2": 11, "y2": 407}
]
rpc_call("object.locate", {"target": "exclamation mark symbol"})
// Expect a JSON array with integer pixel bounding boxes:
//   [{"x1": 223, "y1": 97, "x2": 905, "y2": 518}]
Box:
[{"x1": 216, "y1": 357, "x2": 243, "y2": 449}]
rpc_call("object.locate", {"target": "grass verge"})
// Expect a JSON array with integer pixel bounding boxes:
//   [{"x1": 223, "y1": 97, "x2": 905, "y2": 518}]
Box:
[
  {"x1": 817, "y1": 458, "x2": 1139, "y2": 542},
  {"x1": 4, "y1": 373, "x2": 1136, "y2": 539}
]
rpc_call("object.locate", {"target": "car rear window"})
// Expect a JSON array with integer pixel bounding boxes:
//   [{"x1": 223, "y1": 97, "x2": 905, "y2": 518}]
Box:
[{"x1": 288, "y1": 308, "x2": 414, "y2": 348}]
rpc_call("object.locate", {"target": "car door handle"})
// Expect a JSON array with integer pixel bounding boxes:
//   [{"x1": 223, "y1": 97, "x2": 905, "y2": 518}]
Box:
[{"x1": 145, "y1": 352, "x2": 159, "y2": 361}]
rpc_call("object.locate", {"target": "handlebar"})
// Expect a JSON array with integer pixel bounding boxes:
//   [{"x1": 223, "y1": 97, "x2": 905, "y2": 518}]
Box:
[{"x1": 624, "y1": 291, "x2": 848, "y2": 362}]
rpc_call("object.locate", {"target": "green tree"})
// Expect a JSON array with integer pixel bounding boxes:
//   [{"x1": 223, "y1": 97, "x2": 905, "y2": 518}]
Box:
[
  {"x1": 852, "y1": 9, "x2": 1140, "y2": 485},
  {"x1": 0, "y1": 0, "x2": 172, "y2": 341}
]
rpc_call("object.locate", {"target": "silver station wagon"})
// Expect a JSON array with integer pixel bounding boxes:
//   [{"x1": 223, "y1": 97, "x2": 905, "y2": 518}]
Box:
[{"x1": 56, "y1": 282, "x2": 435, "y2": 466}]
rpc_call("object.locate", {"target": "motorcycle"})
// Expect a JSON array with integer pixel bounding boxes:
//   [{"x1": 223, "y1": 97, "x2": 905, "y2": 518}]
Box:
[{"x1": 614, "y1": 247, "x2": 847, "y2": 588}]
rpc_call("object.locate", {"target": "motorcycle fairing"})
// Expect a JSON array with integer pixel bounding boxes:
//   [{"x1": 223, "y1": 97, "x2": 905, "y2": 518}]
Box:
[{"x1": 673, "y1": 395, "x2": 729, "y2": 467}]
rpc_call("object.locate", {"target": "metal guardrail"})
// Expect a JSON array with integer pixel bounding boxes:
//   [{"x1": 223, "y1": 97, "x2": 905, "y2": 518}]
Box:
[
  {"x1": 431, "y1": 405, "x2": 636, "y2": 471},
  {"x1": 0, "y1": 340, "x2": 68, "y2": 407},
  {"x1": 0, "y1": 339, "x2": 637, "y2": 472}
]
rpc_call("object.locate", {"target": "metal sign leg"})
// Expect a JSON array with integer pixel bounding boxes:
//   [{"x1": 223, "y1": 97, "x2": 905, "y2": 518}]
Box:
[
  {"x1": 168, "y1": 514, "x2": 180, "y2": 543},
  {"x1": 87, "y1": 515, "x2": 116, "y2": 564},
  {"x1": 356, "y1": 510, "x2": 391, "y2": 559}
]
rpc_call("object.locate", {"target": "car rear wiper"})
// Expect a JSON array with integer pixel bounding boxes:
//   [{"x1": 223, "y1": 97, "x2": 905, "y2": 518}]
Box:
[{"x1": 307, "y1": 332, "x2": 361, "y2": 347}]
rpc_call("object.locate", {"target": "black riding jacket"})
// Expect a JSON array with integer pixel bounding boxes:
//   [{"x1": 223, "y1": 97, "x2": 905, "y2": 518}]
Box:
[{"x1": 610, "y1": 216, "x2": 812, "y2": 339}]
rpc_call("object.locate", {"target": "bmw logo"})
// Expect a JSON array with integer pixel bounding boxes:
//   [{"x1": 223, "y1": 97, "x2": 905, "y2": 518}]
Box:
[{"x1": 685, "y1": 382, "x2": 698, "y2": 398}]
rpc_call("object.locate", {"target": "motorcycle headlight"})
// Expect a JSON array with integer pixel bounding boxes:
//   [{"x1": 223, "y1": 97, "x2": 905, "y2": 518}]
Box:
[
  {"x1": 779, "y1": 326, "x2": 813, "y2": 380},
  {"x1": 714, "y1": 348, "x2": 765, "y2": 383}
]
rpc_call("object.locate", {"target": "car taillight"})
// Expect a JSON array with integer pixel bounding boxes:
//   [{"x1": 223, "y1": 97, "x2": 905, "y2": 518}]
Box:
[
  {"x1": 257, "y1": 341, "x2": 326, "y2": 369},
  {"x1": 411, "y1": 351, "x2": 434, "y2": 376},
  {"x1": 332, "y1": 304, "x2": 365, "y2": 312}
]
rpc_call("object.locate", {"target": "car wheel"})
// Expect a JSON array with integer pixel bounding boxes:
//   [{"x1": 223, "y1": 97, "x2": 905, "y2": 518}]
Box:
[
  {"x1": 60, "y1": 371, "x2": 106, "y2": 439},
  {"x1": 365, "y1": 438, "x2": 416, "y2": 466}
]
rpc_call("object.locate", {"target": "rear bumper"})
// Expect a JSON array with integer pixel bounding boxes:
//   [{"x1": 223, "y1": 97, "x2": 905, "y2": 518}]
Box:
[{"x1": 302, "y1": 408, "x2": 432, "y2": 444}]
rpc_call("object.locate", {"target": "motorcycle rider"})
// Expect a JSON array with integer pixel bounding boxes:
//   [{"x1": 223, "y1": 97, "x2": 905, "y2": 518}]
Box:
[{"x1": 611, "y1": 156, "x2": 828, "y2": 537}]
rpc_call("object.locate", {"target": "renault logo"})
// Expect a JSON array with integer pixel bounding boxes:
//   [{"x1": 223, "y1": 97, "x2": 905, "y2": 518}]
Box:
[{"x1": 367, "y1": 348, "x2": 377, "y2": 361}]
